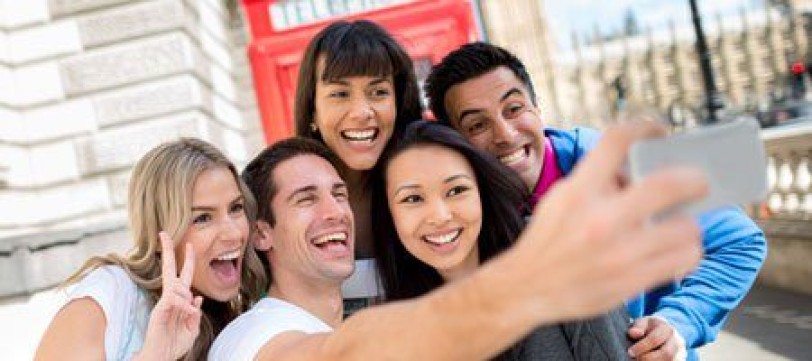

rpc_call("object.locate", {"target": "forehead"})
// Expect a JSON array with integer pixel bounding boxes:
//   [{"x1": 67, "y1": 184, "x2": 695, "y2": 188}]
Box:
[
  {"x1": 272, "y1": 154, "x2": 342, "y2": 195},
  {"x1": 444, "y1": 67, "x2": 530, "y2": 114},
  {"x1": 192, "y1": 166, "x2": 239, "y2": 202},
  {"x1": 387, "y1": 145, "x2": 475, "y2": 185}
]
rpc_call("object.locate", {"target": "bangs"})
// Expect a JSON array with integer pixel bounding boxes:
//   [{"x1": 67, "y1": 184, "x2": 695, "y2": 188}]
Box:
[{"x1": 319, "y1": 27, "x2": 395, "y2": 81}]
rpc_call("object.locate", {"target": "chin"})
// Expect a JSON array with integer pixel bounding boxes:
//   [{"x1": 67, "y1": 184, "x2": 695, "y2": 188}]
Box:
[{"x1": 346, "y1": 158, "x2": 378, "y2": 171}]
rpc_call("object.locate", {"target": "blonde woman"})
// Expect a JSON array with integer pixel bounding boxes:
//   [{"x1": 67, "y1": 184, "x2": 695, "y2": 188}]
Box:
[{"x1": 35, "y1": 138, "x2": 267, "y2": 360}]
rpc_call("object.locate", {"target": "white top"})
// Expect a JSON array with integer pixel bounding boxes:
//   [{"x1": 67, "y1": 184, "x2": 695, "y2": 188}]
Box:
[
  {"x1": 64, "y1": 265, "x2": 151, "y2": 360},
  {"x1": 208, "y1": 297, "x2": 332, "y2": 361}
]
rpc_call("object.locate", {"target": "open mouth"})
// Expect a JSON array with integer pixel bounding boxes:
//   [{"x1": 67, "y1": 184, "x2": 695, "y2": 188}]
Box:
[
  {"x1": 210, "y1": 249, "x2": 241, "y2": 284},
  {"x1": 340, "y1": 128, "x2": 379, "y2": 143},
  {"x1": 498, "y1": 145, "x2": 528, "y2": 166},
  {"x1": 422, "y1": 228, "x2": 463, "y2": 246},
  {"x1": 311, "y1": 231, "x2": 350, "y2": 251}
]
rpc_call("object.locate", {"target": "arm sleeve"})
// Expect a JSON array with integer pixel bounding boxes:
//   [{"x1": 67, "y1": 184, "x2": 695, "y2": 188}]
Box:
[
  {"x1": 654, "y1": 207, "x2": 767, "y2": 348},
  {"x1": 65, "y1": 266, "x2": 138, "y2": 358}
]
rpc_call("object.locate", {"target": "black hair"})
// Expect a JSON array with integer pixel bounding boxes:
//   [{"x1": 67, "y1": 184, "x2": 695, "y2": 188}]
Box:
[
  {"x1": 371, "y1": 120, "x2": 529, "y2": 301},
  {"x1": 294, "y1": 20, "x2": 423, "y2": 143},
  {"x1": 425, "y1": 42, "x2": 537, "y2": 125}
]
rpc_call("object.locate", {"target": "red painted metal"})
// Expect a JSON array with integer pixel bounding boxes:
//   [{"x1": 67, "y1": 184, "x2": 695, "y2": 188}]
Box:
[{"x1": 240, "y1": 0, "x2": 480, "y2": 144}]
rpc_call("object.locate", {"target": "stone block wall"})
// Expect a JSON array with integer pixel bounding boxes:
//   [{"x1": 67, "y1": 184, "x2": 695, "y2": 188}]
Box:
[{"x1": 0, "y1": 0, "x2": 262, "y2": 297}]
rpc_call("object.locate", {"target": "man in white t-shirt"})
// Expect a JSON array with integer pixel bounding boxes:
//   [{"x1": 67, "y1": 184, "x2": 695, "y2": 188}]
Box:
[{"x1": 210, "y1": 131, "x2": 708, "y2": 360}]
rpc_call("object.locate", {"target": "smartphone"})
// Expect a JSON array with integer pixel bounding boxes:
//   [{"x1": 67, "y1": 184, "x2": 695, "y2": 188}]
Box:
[{"x1": 628, "y1": 118, "x2": 769, "y2": 218}]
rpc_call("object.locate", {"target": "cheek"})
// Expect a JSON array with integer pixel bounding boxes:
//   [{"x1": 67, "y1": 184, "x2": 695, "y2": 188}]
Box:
[
  {"x1": 465, "y1": 197, "x2": 484, "y2": 229},
  {"x1": 314, "y1": 104, "x2": 342, "y2": 131},
  {"x1": 517, "y1": 117, "x2": 544, "y2": 142},
  {"x1": 391, "y1": 207, "x2": 417, "y2": 243},
  {"x1": 469, "y1": 136, "x2": 492, "y2": 152},
  {"x1": 376, "y1": 101, "x2": 397, "y2": 127}
]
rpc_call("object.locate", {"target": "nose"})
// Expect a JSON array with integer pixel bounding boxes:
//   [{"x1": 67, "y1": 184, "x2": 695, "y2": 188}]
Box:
[
  {"x1": 318, "y1": 193, "x2": 349, "y2": 223},
  {"x1": 492, "y1": 118, "x2": 518, "y2": 147},
  {"x1": 348, "y1": 96, "x2": 374, "y2": 121},
  {"x1": 427, "y1": 199, "x2": 453, "y2": 226},
  {"x1": 219, "y1": 215, "x2": 244, "y2": 247}
]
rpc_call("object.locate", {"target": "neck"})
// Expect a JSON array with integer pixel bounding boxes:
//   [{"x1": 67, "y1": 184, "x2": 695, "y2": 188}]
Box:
[
  {"x1": 267, "y1": 270, "x2": 344, "y2": 327},
  {"x1": 342, "y1": 166, "x2": 368, "y2": 192},
  {"x1": 438, "y1": 252, "x2": 480, "y2": 283}
]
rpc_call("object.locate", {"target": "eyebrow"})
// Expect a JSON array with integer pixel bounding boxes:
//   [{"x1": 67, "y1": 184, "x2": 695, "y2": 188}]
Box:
[
  {"x1": 444, "y1": 174, "x2": 472, "y2": 184},
  {"x1": 286, "y1": 182, "x2": 347, "y2": 202},
  {"x1": 323, "y1": 77, "x2": 390, "y2": 86},
  {"x1": 191, "y1": 195, "x2": 244, "y2": 212},
  {"x1": 457, "y1": 87, "x2": 524, "y2": 124},
  {"x1": 286, "y1": 185, "x2": 317, "y2": 203},
  {"x1": 392, "y1": 174, "x2": 472, "y2": 197}
]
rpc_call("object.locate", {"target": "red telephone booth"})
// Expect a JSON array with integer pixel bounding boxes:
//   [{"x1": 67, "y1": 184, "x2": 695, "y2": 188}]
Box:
[{"x1": 241, "y1": 0, "x2": 481, "y2": 144}]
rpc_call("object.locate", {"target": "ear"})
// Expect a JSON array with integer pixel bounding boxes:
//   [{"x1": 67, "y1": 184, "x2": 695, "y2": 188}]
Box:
[{"x1": 253, "y1": 220, "x2": 274, "y2": 251}]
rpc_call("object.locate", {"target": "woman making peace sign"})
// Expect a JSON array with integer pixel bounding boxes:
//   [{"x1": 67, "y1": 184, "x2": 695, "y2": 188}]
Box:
[{"x1": 35, "y1": 138, "x2": 267, "y2": 360}]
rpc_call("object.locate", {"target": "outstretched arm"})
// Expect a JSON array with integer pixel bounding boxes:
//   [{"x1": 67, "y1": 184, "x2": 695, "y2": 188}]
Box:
[{"x1": 258, "y1": 122, "x2": 709, "y2": 360}]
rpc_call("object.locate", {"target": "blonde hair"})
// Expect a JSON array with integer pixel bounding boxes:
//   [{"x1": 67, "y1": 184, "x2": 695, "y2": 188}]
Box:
[{"x1": 64, "y1": 138, "x2": 268, "y2": 360}]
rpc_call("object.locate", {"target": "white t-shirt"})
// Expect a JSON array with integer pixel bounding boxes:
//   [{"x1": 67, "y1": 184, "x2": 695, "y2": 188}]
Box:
[
  {"x1": 63, "y1": 265, "x2": 151, "y2": 360},
  {"x1": 208, "y1": 297, "x2": 332, "y2": 361}
]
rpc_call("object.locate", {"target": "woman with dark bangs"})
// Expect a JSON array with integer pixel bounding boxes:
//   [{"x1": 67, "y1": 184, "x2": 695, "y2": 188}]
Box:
[
  {"x1": 294, "y1": 20, "x2": 423, "y2": 259},
  {"x1": 371, "y1": 120, "x2": 632, "y2": 360}
]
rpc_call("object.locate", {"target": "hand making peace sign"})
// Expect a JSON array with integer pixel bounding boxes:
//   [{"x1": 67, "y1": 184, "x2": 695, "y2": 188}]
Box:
[{"x1": 134, "y1": 231, "x2": 203, "y2": 360}]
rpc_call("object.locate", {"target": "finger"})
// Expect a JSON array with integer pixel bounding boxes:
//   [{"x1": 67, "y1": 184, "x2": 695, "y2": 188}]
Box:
[
  {"x1": 185, "y1": 296, "x2": 204, "y2": 334},
  {"x1": 614, "y1": 166, "x2": 708, "y2": 227},
  {"x1": 602, "y1": 216, "x2": 702, "y2": 305},
  {"x1": 628, "y1": 317, "x2": 651, "y2": 339},
  {"x1": 180, "y1": 242, "x2": 195, "y2": 289},
  {"x1": 159, "y1": 231, "x2": 177, "y2": 281},
  {"x1": 570, "y1": 122, "x2": 668, "y2": 190},
  {"x1": 170, "y1": 283, "x2": 194, "y2": 302},
  {"x1": 638, "y1": 336, "x2": 679, "y2": 361},
  {"x1": 628, "y1": 320, "x2": 672, "y2": 357}
]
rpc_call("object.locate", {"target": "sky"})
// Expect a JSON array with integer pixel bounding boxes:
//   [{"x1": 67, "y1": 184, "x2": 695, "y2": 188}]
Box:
[{"x1": 544, "y1": 0, "x2": 766, "y2": 49}]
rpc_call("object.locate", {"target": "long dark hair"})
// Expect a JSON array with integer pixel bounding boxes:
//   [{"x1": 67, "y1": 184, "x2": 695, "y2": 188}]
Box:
[
  {"x1": 371, "y1": 121, "x2": 529, "y2": 301},
  {"x1": 294, "y1": 20, "x2": 423, "y2": 143}
]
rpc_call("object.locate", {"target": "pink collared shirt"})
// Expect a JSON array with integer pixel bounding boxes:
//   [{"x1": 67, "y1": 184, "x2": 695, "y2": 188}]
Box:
[{"x1": 529, "y1": 136, "x2": 563, "y2": 209}]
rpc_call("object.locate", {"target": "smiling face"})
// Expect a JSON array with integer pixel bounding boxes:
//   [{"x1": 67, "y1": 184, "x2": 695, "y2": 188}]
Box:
[
  {"x1": 262, "y1": 154, "x2": 355, "y2": 285},
  {"x1": 176, "y1": 166, "x2": 249, "y2": 302},
  {"x1": 313, "y1": 57, "x2": 397, "y2": 171},
  {"x1": 386, "y1": 145, "x2": 482, "y2": 281},
  {"x1": 443, "y1": 67, "x2": 545, "y2": 190}
]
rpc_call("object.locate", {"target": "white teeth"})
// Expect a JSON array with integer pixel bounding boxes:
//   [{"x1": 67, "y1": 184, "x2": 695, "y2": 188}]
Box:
[
  {"x1": 215, "y1": 249, "x2": 240, "y2": 261},
  {"x1": 313, "y1": 232, "x2": 347, "y2": 245},
  {"x1": 424, "y1": 229, "x2": 462, "y2": 245},
  {"x1": 499, "y1": 147, "x2": 525, "y2": 165},
  {"x1": 342, "y1": 129, "x2": 376, "y2": 141}
]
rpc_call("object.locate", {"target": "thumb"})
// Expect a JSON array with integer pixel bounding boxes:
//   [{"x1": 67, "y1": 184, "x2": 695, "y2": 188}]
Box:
[{"x1": 627, "y1": 317, "x2": 650, "y2": 338}]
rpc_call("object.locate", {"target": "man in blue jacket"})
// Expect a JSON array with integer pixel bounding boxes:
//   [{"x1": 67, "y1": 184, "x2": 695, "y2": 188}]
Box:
[{"x1": 426, "y1": 42, "x2": 767, "y2": 361}]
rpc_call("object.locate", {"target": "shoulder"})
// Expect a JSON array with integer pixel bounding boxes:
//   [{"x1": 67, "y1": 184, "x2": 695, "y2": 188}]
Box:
[
  {"x1": 68, "y1": 265, "x2": 140, "y2": 310},
  {"x1": 37, "y1": 265, "x2": 137, "y2": 360},
  {"x1": 545, "y1": 127, "x2": 602, "y2": 171},
  {"x1": 698, "y1": 207, "x2": 765, "y2": 251},
  {"x1": 210, "y1": 298, "x2": 332, "y2": 361}
]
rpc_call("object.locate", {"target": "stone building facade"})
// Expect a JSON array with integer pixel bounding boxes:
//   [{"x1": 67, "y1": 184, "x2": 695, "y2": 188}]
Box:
[
  {"x1": 0, "y1": 0, "x2": 263, "y2": 297},
  {"x1": 557, "y1": 7, "x2": 809, "y2": 126},
  {"x1": 478, "y1": 1, "x2": 809, "y2": 128}
]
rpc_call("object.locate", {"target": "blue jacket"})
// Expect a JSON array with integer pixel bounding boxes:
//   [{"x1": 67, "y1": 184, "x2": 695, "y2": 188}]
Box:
[{"x1": 546, "y1": 127, "x2": 767, "y2": 360}]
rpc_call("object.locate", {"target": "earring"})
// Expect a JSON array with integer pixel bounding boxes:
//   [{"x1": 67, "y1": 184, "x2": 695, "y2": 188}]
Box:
[{"x1": 310, "y1": 122, "x2": 318, "y2": 133}]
